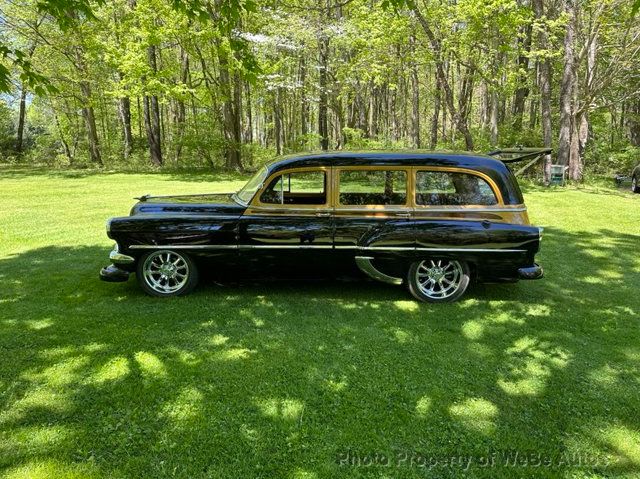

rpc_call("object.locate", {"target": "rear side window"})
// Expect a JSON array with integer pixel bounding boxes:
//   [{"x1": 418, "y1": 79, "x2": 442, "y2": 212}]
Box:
[
  {"x1": 416, "y1": 171, "x2": 497, "y2": 206},
  {"x1": 339, "y1": 170, "x2": 407, "y2": 205}
]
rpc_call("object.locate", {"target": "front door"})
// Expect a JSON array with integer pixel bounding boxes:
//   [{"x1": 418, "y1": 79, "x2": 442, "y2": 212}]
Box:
[{"x1": 237, "y1": 167, "x2": 335, "y2": 276}]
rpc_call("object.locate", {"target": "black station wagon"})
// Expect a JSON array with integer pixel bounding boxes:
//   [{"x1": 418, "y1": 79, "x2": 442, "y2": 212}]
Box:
[{"x1": 100, "y1": 151, "x2": 544, "y2": 302}]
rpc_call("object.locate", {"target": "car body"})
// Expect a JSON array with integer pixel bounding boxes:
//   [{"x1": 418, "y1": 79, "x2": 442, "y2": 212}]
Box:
[{"x1": 100, "y1": 151, "x2": 543, "y2": 302}]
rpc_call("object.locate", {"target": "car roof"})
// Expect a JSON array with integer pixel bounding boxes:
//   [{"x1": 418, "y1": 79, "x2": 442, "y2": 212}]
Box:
[{"x1": 266, "y1": 150, "x2": 507, "y2": 173}]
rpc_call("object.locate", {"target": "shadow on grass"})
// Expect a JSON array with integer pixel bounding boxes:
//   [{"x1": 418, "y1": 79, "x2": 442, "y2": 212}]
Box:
[{"x1": 0, "y1": 227, "x2": 639, "y2": 478}]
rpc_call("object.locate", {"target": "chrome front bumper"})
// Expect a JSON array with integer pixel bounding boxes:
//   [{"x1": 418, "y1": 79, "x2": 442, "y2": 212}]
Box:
[
  {"x1": 518, "y1": 264, "x2": 544, "y2": 280},
  {"x1": 100, "y1": 244, "x2": 134, "y2": 283},
  {"x1": 100, "y1": 264, "x2": 130, "y2": 282},
  {"x1": 109, "y1": 245, "x2": 135, "y2": 265}
]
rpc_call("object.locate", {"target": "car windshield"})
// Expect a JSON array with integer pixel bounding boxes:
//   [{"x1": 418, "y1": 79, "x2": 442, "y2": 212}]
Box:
[{"x1": 233, "y1": 166, "x2": 269, "y2": 205}]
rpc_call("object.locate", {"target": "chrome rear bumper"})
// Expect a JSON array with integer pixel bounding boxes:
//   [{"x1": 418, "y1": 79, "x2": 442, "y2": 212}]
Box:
[{"x1": 518, "y1": 264, "x2": 544, "y2": 280}]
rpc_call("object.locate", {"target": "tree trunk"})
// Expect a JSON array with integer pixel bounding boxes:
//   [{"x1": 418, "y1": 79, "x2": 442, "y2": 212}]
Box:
[
  {"x1": 409, "y1": 35, "x2": 420, "y2": 149},
  {"x1": 118, "y1": 94, "x2": 133, "y2": 159},
  {"x1": 79, "y1": 80, "x2": 102, "y2": 165},
  {"x1": 274, "y1": 89, "x2": 283, "y2": 155},
  {"x1": 430, "y1": 71, "x2": 440, "y2": 149},
  {"x1": 300, "y1": 56, "x2": 309, "y2": 137},
  {"x1": 627, "y1": 101, "x2": 640, "y2": 146},
  {"x1": 144, "y1": 45, "x2": 162, "y2": 166},
  {"x1": 557, "y1": 0, "x2": 577, "y2": 170},
  {"x1": 173, "y1": 46, "x2": 189, "y2": 162},
  {"x1": 51, "y1": 101, "x2": 73, "y2": 163},
  {"x1": 15, "y1": 85, "x2": 28, "y2": 153},
  {"x1": 245, "y1": 80, "x2": 253, "y2": 144},
  {"x1": 532, "y1": 0, "x2": 553, "y2": 183},
  {"x1": 490, "y1": 89, "x2": 499, "y2": 146},
  {"x1": 412, "y1": 7, "x2": 473, "y2": 150},
  {"x1": 318, "y1": 33, "x2": 329, "y2": 150},
  {"x1": 512, "y1": 25, "x2": 532, "y2": 130},
  {"x1": 73, "y1": 45, "x2": 102, "y2": 166}
]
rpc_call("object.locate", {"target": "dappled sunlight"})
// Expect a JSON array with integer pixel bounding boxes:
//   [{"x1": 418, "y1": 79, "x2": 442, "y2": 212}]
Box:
[
  {"x1": 215, "y1": 347, "x2": 256, "y2": 361},
  {"x1": 255, "y1": 398, "x2": 305, "y2": 422},
  {"x1": 588, "y1": 364, "x2": 623, "y2": 388},
  {"x1": 449, "y1": 398, "x2": 498, "y2": 436},
  {"x1": 388, "y1": 327, "x2": 413, "y2": 344},
  {"x1": 209, "y1": 334, "x2": 230, "y2": 346},
  {"x1": 161, "y1": 386, "x2": 204, "y2": 426},
  {"x1": 134, "y1": 351, "x2": 168, "y2": 380},
  {"x1": 25, "y1": 318, "x2": 54, "y2": 330},
  {"x1": 598, "y1": 425, "x2": 640, "y2": 467},
  {"x1": 87, "y1": 356, "x2": 130, "y2": 385},
  {"x1": 25, "y1": 356, "x2": 91, "y2": 387},
  {"x1": 461, "y1": 320, "x2": 484, "y2": 340},
  {"x1": 415, "y1": 396, "x2": 432, "y2": 418},
  {"x1": 1, "y1": 425, "x2": 73, "y2": 458},
  {"x1": 0, "y1": 388, "x2": 73, "y2": 426},
  {"x1": 290, "y1": 468, "x2": 318, "y2": 479},
  {"x1": 3, "y1": 458, "x2": 101, "y2": 479},
  {"x1": 497, "y1": 337, "x2": 571, "y2": 397},
  {"x1": 392, "y1": 300, "x2": 420, "y2": 312}
]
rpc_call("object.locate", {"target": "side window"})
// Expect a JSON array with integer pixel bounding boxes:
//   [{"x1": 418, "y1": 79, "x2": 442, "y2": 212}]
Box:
[
  {"x1": 260, "y1": 170, "x2": 326, "y2": 205},
  {"x1": 416, "y1": 171, "x2": 498, "y2": 206},
  {"x1": 339, "y1": 170, "x2": 407, "y2": 206}
]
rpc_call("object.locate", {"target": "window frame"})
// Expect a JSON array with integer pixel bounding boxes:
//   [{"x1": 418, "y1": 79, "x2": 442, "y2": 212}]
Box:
[
  {"x1": 333, "y1": 166, "x2": 412, "y2": 212},
  {"x1": 250, "y1": 166, "x2": 331, "y2": 210},
  {"x1": 411, "y1": 167, "x2": 504, "y2": 208}
]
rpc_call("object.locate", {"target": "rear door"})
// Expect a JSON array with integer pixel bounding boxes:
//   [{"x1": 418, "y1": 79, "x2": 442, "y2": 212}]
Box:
[{"x1": 333, "y1": 166, "x2": 414, "y2": 252}]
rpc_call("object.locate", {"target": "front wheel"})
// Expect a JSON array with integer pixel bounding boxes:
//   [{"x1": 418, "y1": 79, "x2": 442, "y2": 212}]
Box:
[
  {"x1": 407, "y1": 259, "x2": 471, "y2": 303},
  {"x1": 632, "y1": 176, "x2": 640, "y2": 193},
  {"x1": 137, "y1": 250, "x2": 199, "y2": 297}
]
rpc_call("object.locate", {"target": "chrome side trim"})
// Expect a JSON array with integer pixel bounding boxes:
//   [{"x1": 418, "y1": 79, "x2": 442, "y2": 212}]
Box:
[
  {"x1": 355, "y1": 256, "x2": 403, "y2": 285},
  {"x1": 128, "y1": 244, "x2": 526, "y2": 253},
  {"x1": 130, "y1": 244, "x2": 238, "y2": 250},
  {"x1": 241, "y1": 244, "x2": 334, "y2": 249},
  {"x1": 363, "y1": 246, "x2": 527, "y2": 253}
]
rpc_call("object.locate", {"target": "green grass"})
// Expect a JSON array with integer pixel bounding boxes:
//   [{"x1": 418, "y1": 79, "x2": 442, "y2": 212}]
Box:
[{"x1": 1, "y1": 166, "x2": 639, "y2": 479}]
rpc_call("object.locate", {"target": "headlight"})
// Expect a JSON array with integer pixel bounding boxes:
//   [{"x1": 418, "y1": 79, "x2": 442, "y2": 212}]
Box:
[{"x1": 106, "y1": 218, "x2": 113, "y2": 234}]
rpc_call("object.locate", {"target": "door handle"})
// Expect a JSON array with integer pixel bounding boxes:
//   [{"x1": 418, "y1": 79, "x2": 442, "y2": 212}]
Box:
[
  {"x1": 394, "y1": 212, "x2": 411, "y2": 218},
  {"x1": 315, "y1": 212, "x2": 331, "y2": 217}
]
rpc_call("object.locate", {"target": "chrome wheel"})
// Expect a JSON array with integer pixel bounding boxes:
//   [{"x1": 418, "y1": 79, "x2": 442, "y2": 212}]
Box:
[
  {"x1": 415, "y1": 259, "x2": 464, "y2": 300},
  {"x1": 142, "y1": 250, "x2": 190, "y2": 295}
]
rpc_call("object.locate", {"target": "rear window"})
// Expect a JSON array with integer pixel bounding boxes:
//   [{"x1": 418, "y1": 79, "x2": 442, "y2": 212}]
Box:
[
  {"x1": 339, "y1": 170, "x2": 407, "y2": 206},
  {"x1": 416, "y1": 171, "x2": 497, "y2": 206}
]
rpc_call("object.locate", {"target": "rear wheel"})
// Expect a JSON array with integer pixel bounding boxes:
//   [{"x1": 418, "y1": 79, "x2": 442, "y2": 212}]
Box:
[
  {"x1": 632, "y1": 176, "x2": 640, "y2": 193},
  {"x1": 407, "y1": 259, "x2": 470, "y2": 303},
  {"x1": 137, "y1": 250, "x2": 198, "y2": 297}
]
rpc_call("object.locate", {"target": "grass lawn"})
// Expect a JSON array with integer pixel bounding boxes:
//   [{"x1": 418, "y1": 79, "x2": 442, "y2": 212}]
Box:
[{"x1": 1, "y1": 166, "x2": 639, "y2": 479}]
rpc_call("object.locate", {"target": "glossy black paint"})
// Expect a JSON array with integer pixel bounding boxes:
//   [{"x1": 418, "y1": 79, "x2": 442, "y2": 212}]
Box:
[{"x1": 103, "y1": 152, "x2": 543, "y2": 285}]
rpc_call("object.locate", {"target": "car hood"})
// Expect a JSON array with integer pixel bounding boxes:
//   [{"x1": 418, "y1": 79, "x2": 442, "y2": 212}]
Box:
[{"x1": 130, "y1": 193, "x2": 246, "y2": 217}]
